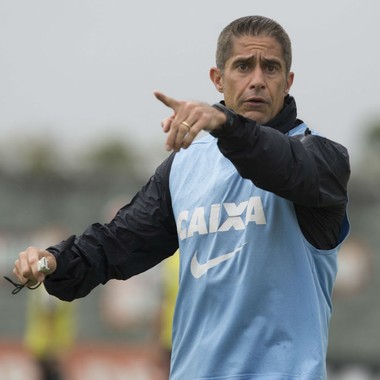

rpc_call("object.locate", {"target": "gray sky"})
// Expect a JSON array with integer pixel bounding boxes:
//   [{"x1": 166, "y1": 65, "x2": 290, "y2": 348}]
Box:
[{"x1": 1, "y1": 0, "x2": 379, "y2": 166}]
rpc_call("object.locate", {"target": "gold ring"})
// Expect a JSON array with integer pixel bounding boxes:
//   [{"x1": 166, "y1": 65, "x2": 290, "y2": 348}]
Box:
[{"x1": 181, "y1": 121, "x2": 192, "y2": 130}]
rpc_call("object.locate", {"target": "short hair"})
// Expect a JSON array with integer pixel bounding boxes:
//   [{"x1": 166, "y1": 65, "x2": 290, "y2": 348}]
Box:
[{"x1": 216, "y1": 16, "x2": 292, "y2": 74}]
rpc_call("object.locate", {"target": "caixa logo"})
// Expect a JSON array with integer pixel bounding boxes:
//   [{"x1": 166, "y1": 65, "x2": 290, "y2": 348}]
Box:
[{"x1": 176, "y1": 196, "x2": 266, "y2": 240}]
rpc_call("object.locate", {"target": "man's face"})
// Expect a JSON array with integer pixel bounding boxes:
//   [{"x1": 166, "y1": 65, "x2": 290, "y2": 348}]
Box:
[{"x1": 210, "y1": 35, "x2": 294, "y2": 124}]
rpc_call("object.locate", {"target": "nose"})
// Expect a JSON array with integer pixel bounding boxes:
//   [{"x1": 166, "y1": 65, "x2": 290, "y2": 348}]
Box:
[{"x1": 249, "y1": 67, "x2": 266, "y2": 90}]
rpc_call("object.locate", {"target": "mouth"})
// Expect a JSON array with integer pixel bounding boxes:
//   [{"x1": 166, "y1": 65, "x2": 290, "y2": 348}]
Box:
[{"x1": 244, "y1": 96, "x2": 268, "y2": 107}]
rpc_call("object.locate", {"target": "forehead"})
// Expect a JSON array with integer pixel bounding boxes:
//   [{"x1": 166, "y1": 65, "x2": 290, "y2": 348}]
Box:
[{"x1": 229, "y1": 35, "x2": 285, "y2": 62}]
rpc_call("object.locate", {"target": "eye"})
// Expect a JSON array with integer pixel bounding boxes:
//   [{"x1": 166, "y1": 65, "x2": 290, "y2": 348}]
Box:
[
  {"x1": 266, "y1": 65, "x2": 277, "y2": 73},
  {"x1": 237, "y1": 63, "x2": 249, "y2": 71}
]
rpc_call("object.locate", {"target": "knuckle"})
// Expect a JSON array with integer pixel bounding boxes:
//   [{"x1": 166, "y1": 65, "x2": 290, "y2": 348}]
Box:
[
  {"x1": 183, "y1": 100, "x2": 193, "y2": 109},
  {"x1": 18, "y1": 250, "x2": 27, "y2": 260}
]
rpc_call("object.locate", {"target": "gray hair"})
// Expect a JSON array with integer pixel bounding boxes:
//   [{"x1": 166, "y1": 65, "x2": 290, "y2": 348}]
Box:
[{"x1": 216, "y1": 16, "x2": 292, "y2": 74}]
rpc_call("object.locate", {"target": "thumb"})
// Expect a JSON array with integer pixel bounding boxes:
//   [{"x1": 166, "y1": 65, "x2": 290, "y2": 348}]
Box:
[{"x1": 154, "y1": 91, "x2": 181, "y2": 111}]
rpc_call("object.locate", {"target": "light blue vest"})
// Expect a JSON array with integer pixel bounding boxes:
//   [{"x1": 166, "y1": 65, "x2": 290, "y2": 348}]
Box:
[{"x1": 168, "y1": 124, "x2": 349, "y2": 380}]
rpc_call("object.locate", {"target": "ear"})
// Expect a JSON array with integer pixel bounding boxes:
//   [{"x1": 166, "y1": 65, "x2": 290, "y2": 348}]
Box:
[
  {"x1": 210, "y1": 67, "x2": 224, "y2": 93},
  {"x1": 284, "y1": 72, "x2": 294, "y2": 95}
]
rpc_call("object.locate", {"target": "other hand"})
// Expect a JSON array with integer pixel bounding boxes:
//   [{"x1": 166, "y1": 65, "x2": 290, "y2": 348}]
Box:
[{"x1": 13, "y1": 247, "x2": 57, "y2": 285}]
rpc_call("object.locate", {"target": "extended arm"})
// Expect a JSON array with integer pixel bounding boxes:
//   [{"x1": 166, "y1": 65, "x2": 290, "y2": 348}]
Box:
[{"x1": 154, "y1": 92, "x2": 349, "y2": 249}]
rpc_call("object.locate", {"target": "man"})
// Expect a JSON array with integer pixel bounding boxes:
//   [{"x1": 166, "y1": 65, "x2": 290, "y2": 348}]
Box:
[{"x1": 12, "y1": 16, "x2": 350, "y2": 379}]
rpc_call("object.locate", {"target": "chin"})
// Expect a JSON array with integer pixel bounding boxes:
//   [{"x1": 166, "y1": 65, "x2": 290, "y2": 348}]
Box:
[{"x1": 244, "y1": 111, "x2": 268, "y2": 124}]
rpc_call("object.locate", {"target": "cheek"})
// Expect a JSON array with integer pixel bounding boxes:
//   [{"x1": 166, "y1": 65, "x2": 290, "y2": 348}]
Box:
[
  {"x1": 226, "y1": 81, "x2": 246, "y2": 101},
  {"x1": 269, "y1": 86, "x2": 286, "y2": 114},
  {"x1": 273, "y1": 83, "x2": 288, "y2": 103},
  {"x1": 220, "y1": 82, "x2": 235, "y2": 102}
]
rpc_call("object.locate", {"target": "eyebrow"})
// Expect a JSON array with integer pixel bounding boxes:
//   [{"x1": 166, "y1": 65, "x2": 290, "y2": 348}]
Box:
[
  {"x1": 232, "y1": 54, "x2": 283, "y2": 68},
  {"x1": 262, "y1": 57, "x2": 282, "y2": 67}
]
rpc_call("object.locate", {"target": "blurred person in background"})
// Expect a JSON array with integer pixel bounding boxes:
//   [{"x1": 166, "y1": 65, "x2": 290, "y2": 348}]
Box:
[
  {"x1": 11, "y1": 15, "x2": 350, "y2": 379},
  {"x1": 22, "y1": 226, "x2": 76, "y2": 380},
  {"x1": 155, "y1": 251, "x2": 179, "y2": 378},
  {"x1": 24, "y1": 285, "x2": 75, "y2": 380}
]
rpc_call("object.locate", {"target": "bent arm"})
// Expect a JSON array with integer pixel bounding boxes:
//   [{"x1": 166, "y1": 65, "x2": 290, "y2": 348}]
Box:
[
  {"x1": 211, "y1": 106, "x2": 350, "y2": 249},
  {"x1": 211, "y1": 109, "x2": 350, "y2": 208}
]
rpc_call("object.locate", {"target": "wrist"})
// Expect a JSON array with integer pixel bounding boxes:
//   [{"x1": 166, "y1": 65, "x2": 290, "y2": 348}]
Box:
[{"x1": 212, "y1": 103, "x2": 237, "y2": 133}]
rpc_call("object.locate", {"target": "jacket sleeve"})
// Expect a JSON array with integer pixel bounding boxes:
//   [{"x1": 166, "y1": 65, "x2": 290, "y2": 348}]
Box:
[
  {"x1": 44, "y1": 154, "x2": 178, "y2": 301},
  {"x1": 211, "y1": 112, "x2": 350, "y2": 208}
]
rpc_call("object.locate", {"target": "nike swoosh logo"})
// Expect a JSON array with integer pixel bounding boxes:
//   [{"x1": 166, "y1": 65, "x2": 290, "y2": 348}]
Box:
[{"x1": 190, "y1": 244, "x2": 246, "y2": 279}]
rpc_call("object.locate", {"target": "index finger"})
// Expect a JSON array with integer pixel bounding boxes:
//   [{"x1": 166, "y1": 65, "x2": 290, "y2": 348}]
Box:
[{"x1": 154, "y1": 91, "x2": 181, "y2": 112}]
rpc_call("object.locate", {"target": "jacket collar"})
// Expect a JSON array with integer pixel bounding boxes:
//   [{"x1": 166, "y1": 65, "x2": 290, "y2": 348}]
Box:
[{"x1": 264, "y1": 95, "x2": 302, "y2": 134}]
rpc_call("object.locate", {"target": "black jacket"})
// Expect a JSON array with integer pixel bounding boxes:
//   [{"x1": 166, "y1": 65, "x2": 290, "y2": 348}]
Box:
[{"x1": 45, "y1": 96, "x2": 350, "y2": 301}]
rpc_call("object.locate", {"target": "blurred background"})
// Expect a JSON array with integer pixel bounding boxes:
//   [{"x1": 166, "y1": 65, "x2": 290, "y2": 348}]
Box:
[{"x1": 1, "y1": 0, "x2": 379, "y2": 379}]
